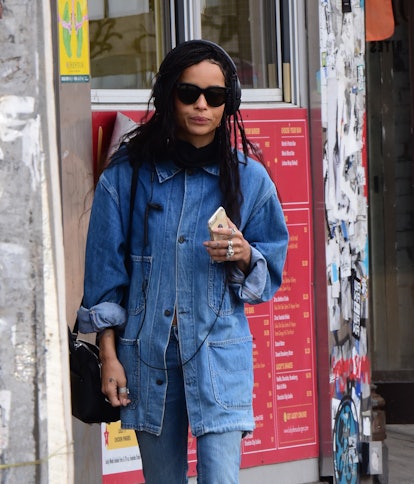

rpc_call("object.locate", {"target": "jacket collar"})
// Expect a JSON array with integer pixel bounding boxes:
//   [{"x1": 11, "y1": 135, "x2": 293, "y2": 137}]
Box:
[{"x1": 154, "y1": 159, "x2": 220, "y2": 183}]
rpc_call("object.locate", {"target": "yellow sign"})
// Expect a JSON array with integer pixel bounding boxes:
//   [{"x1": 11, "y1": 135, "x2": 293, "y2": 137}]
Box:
[
  {"x1": 103, "y1": 421, "x2": 138, "y2": 450},
  {"x1": 58, "y1": 0, "x2": 90, "y2": 82}
]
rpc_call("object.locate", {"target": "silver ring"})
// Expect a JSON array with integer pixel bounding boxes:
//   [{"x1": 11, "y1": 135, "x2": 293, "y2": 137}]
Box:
[
  {"x1": 228, "y1": 239, "x2": 233, "y2": 248},
  {"x1": 118, "y1": 387, "x2": 129, "y2": 394},
  {"x1": 230, "y1": 228, "x2": 236, "y2": 236},
  {"x1": 226, "y1": 246, "x2": 235, "y2": 259}
]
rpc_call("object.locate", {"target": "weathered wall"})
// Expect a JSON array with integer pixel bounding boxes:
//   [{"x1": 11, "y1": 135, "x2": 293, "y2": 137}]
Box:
[
  {"x1": 0, "y1": 1, "x2": 72, "y2": 482},
  {"x1": 55, "y1": 1, "x2": 100, "y2": 481},
  {"x1": 319, "y1": 0, "x2": 371, "y2": 481}
]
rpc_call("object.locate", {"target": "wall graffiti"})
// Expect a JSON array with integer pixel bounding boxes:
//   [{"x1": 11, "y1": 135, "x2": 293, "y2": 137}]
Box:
[{"x1": 333, "y1": 396, "x2": 360, "y2": 484}]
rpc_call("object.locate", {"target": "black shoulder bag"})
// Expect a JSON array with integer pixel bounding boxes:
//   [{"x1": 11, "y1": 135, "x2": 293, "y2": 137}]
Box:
[{"x1": 68, "y1": 162, "x2": 139, "y2": 424}]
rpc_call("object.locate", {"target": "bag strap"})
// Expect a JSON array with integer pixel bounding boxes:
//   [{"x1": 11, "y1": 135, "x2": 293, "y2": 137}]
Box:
[
  {"x1": 125, "y1": 161, "x2": 139, "y2": 275},
  {"x1": 68, "y1": 325, "x2": 76, "y2": 350}
]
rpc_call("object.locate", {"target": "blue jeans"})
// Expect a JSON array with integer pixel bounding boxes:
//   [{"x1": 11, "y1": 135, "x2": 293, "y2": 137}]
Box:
[{"x1": 136, "y1": 327, "x2": 242, "y2": 483}]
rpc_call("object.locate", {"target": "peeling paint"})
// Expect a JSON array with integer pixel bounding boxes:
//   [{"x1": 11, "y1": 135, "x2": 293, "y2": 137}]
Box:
[
  {"x1": 0, "y1": 96, "x2": 35, "y2": 142},
  {"x1": 0, "y1": 390, "x2": 11, "y2": 451},
  {"x1": 0, "y1": 2, "x2": 74, "y2": 481},
  {"x1": 0, "y1": 242, "x2": 30, "y2": 282},
  {"x1": 0, "y1": 95, "x2": 42, "y2": 190},
  {"x1": 14, "y1": 344, "x2": 36, "y2": 382},
  {"x1": 22, "y1": 114, "x2": 43, "y2": 189}
]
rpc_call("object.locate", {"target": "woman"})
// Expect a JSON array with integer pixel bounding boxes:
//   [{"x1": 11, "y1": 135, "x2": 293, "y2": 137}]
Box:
[{"x1": 78, "y1": 40, "x2": 288, "y2": 483}]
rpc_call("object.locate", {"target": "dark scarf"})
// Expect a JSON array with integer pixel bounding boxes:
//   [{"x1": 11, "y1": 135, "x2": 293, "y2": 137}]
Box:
[{"x1": 172, "y1": 136, "x2": 220, "y2": 169}]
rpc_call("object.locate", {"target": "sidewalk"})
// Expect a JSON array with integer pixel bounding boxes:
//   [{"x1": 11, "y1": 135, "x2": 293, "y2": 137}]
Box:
[{"x1": 385, "y1": 424, "x2": 414, "y2": 483}]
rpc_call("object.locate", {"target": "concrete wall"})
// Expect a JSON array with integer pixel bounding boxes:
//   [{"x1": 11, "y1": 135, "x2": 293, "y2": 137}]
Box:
[
  {"x1": 0, "y1": 1, "x2": 72, "y2": 483},
  {"x1": 54, "y1": 0, "x2": 101, "y2": 481}
]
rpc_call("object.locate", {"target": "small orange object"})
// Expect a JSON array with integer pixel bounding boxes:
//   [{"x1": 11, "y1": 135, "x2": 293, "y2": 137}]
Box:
[{"x1": 366, "y1": 0, "x2": 395, "y2": 41}]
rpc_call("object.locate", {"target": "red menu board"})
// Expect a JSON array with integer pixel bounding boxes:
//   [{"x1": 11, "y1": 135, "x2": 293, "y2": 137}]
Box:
[
  {"x1": 240, "y1": 109, "x2": 318, "y2": 467},
  {"x1": 94, "y1": 108, "x2": 318, "y2": 482}
]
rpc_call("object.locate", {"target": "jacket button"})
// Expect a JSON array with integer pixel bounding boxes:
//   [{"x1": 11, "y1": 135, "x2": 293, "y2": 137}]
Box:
[
  {"x1": 178, "y1": 236, "x2": 185, "y2": 244},
  {"x1": 164, "y1": 309, "x2": 171, "y2": 317},
  {"x1": 156, "y1": 379, "x2": 164, "y2": 385}
]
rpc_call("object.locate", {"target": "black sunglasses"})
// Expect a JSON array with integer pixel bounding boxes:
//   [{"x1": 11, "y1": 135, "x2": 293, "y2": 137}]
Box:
[{"x1": 175, "y1": 83, "x2": 228, "y2": 107}]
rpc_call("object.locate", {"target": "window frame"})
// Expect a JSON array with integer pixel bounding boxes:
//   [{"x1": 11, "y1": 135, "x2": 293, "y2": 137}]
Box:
[{"x1": 90, "y1": 0, "x2": 306, "y2": 108}]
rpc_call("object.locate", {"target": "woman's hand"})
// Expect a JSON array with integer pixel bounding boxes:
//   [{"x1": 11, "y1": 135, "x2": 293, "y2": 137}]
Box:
[
  {"x1": 99, "y1": 329, "x2": 131, "y2": 407},
  {"x1": 203, "y1": 219, "x2": 252, "y2": 274}
]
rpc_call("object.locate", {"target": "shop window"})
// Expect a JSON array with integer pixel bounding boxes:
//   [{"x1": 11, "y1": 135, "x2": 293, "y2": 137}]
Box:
[
  {"x1": 88, "y1": 0, "x2": 171, "y2": 89},
  {"x1": 197, "y1": 0, "x2": 279, "y2": 89},
  {"x1": 89, "y1": 0, "x2": 302, "y2": 105}
]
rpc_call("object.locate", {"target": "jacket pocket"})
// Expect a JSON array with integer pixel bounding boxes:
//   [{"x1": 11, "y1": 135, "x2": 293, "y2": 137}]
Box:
[
  {"x1": 117, "y1": 337, "x2": 140, "y2": 408},
  {"x1": 207, "y1": 336, "x2": 253, "y2": 409},
  {"x1": 208, "y1": 260, "x2": 236, "y2": 315},
  {"x1": 128, "y1": 255, "x2": 152, "y2": 315}
]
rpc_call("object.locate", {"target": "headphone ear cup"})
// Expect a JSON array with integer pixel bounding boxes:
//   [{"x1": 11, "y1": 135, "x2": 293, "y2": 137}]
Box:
[{"x1": 226, "y1": 74, "x2": 241, "y2": 115}]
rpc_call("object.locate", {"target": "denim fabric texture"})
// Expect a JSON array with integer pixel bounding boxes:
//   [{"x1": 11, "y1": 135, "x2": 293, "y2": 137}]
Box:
[
  {"x1": 136, "y1": 327, "x2": 189, "y2": 483},
  {"x1": 78, "y1": 145, "x2": 288, "y2": 437},
  {"x1": 136, "y1": 328, "x2": 243, "y2": 484}
]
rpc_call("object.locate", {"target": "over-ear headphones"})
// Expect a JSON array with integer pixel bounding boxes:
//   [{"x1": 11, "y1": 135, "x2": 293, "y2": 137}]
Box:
[
  {"x1": 194, "y1": 40, "x2": 241, "y2": 115},
  {"x1": 153, "y1": 39, "x2": 242, "y2": 116}
]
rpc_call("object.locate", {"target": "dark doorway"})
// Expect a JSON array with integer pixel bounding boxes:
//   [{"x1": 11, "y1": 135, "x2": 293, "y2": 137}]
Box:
[{"x1": 367, "y1": 0, "x2": 414, "y2": 423}]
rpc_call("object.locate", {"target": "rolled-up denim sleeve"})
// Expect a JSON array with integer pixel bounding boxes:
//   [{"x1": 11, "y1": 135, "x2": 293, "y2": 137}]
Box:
[
  {"x1": 228, "y1": 246, "x2": 268, "y2": 304},
  {"x1": 80, "y1": 164, "x2": 131, "y2": 332},
  {"x1": 77, "y1": 302, "x2": 127, "y2": 333},
  {"x1": 227, "y1": 165, "x2": 289, "y2": 305}
]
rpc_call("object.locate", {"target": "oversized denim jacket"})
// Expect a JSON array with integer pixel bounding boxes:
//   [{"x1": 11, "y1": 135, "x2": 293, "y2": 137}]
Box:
[{"x1": 78, "y1": 146, "x2": 288, "y2": 437}]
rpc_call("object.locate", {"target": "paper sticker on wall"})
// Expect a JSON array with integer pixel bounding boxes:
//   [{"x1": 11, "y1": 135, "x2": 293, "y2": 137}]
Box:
[{"x1": 58, "y1": 0, "x2": 90, "y2": 82}]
